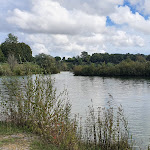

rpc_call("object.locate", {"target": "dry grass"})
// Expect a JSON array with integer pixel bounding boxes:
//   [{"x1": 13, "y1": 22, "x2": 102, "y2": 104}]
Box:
[{"x1": 0, "y1": 133, "x2": 33, "y2": 150}]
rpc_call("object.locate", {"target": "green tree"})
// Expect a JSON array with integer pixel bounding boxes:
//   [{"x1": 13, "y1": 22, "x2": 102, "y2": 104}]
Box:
[
  {"x1": 55, "y1": 56, "x2": 61, "y2": 61},
  {"x1": 0, "y1": 48, "x2": 5, "y2": 62},
  {"x1": 91, "y1": 53, "x2": 103, "y2": 63},
  {"x1": 81, "y1": 51, "x2": 88, "y2": 59},
  {"x1": 136, "y1": 55, "x2": 146, "y2": 62},
  {"x1": 1, "y1": 33, "x2": 33, "y2": 63},
  {"x1": 18, "y1": 43, "x2": 33, "y2": 62},
  {"x1": 35, "y1": 53, "x2": 59, "y2": 74},
  {"x1": 80, "y1": 51, "x2": 90, "y2": 63},
  {"x1": 62, "y1": 57, "x2": 66, "y2": 61},
  {"x1": 146, "y1": 55, "x2": 150, "y2": 61},
  {"x1": 5, "y1": 33, "x2": 18, "y2": 44}
]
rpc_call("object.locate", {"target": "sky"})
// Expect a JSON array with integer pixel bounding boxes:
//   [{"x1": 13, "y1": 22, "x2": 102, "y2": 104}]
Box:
[{"x1": 0, "y1": 0, "x2": 150, "y2": 57}]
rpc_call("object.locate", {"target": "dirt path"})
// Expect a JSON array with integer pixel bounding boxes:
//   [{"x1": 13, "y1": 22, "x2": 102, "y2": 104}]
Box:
[{"x1": 0, "y1": 133, "x2": 33, "y2": 150}]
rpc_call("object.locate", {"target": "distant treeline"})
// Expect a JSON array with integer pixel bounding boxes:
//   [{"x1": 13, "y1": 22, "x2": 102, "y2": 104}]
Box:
[
  {"x1": 61, "y1": 51, "x2": 150, "y2": 77},
  {"x1": 1, "y1": 33, "x2": 150, "y2": 77},
  {"x1": 71, "y1": 52, "x2": 150, "y2": 77},
  {"x1": 73, "y1": 61, "x2": 150, "y2": 77},
  {"x1": 65, "y1": 51, "x2": 150, "y2": 65}
]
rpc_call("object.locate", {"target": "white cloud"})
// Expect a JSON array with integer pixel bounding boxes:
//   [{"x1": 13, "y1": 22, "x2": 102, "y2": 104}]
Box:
[
  {"x1": 127, "y1": 0, "x2": 150, "y2": 15},
  {"x1": 77, "y1": 34, "x2": 105, "y2": 45},
  {"x1": 64, "y1": 43, "x2": 86, "y2": 52},
  {"x1": 56, "y1": 0, "x2": 123, "y2": 16},
  {"x1": 110, "y1": 6, "x2": 150, "y2": 34},
  {"x1": 82, "y1": 0, "x2": 124, "y2": 15},
  {"x1": 110, "y1": 30, "x2": 144, "y2": 47},
  {"x1": 7, "y1": 0, "x2": 106, "y2": 35},
  {"x1": 1, "y1": 0, "x2": 149, "y2": 57},
  {"x1": 24, "y1": 28, "x2": 145, "y2": 57},
  {"x1": 143, "y1": 0, "x2": 150, "y2": 15},
  {"x1": 100, "y1": 50, "x2": 106, "y2": 53},
  {"x1": 52, "y1": 35, "x2": 69, "y2": 45},
  {"x1": 32, "y1": 43, "x2": 49, "y2": 55},
  {"x1": 128, "y1": 0, "x2": 142, "y2": 5}
]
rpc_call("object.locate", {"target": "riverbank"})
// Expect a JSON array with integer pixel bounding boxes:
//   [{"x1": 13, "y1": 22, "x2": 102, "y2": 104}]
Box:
[
  {"x1": 0, "y1": 74, "x2": 132, "y2": 150},
  {"x1": 0, "y1": 122, "x2": 59, "y2": 150},
  {"x1": 0, "y1": 122, "x2": 33, "y2": 150}
]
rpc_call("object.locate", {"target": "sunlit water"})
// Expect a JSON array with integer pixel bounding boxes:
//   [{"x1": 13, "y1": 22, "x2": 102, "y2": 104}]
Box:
[{"x1": 51, "y1": 71, "x2": 150, "y2": 149}]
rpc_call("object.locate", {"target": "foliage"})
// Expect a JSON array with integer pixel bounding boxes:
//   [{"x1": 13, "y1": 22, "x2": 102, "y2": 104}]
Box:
[
  {"x1": 0, "y1": 62, "x2": 42, "y2": 76},
  {"x1": 0, "y1": 48, "x2": 5, "y2": 62},
  {"x1": 1, "y1": 33, "x2": 33, "y2": 63},
  {"x1": 55, "y1": 56, "x2": 61, "y2": 62},
  {"x1": 0, "y1": 75, "x2": 134, "y2": 149},
  {"x1": 0, "y1": 122, "x2": 24, "y2": 135},
  {"x1": 7, "y1": 54, "x2": 17, "y2": 71},
  {"x1": 35, "y1": 53, "x2": 60, "y2": 74},
  {"x1": 13, "y1": 62, "x2": 42, "y2": 76},
  {"x1": 73, "y1": 60, "x2": 150, "y2": 77},
  {"x1": 1, "y1": 75, "x2": 78, "y2": 149},
  {"x1": 62, "y1": 51, "x2": 150, "y2": 73},
  {"x1": 80, "y1": 51, "x2": 90, "y2": 63},
  {"x1": 0, "y1": 63, "x2": 12, "y2": 76},
  {"x1": 30, "y1": 140, "x2": 59, "y2": 150},
  {"x1": 5, "y1": 33, "x2": 18, "y2": 44},
  {"x1": 80, "y1": 102, "x2": 131, "y2": 150}
]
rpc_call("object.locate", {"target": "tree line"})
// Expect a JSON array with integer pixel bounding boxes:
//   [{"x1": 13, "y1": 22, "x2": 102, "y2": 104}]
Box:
[
  {"x1": 71, "y1": 51, "x2": 150, "y2": 77},
  {"x1": 65, "y1": 51, "x2": 150, "y2": 65},
  {"x1": 1, "y1": 33, "x2": 150, "y2": 77},
  {"x1": 0, "y1": 33, "x2": 60, "y2": 75}
]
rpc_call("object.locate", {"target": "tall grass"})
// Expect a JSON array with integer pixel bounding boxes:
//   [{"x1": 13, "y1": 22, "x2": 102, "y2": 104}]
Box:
[
  {"x1": 80, "y1": 102, "x2": 131, "y2": 150},
  {"x1": 0, "y1": 63, "x2": 12, "y2": 76},
  {"x1": 13, "y1": 62, "x2": 42, "y2": 75},
  {"x1": 0, "y1": 75, "x2": 133, "y2": 149},
  {"x1": 0, "y1": 62, "x2": 42, "y2": 76}
]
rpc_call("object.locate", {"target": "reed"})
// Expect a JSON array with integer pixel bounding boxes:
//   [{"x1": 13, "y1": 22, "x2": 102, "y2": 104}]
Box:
[{"x1": 0, "y1": 75, "x2": 134, "y2": 149}]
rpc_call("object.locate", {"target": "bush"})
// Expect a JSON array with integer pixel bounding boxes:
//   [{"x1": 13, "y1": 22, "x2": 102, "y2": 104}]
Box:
[
  {"x1": 0, "y1": 63, "x2": 12, "y2": 76},
  {"x1": 0, "y1": 63, "x2": 42, "y2": 76},
  {"x1": 81, "y1": 102, "x2": 131, "y2": 150},
  {"x1": 1, "y1": 75, "x2": 78, "y2": 149},
  {"x1": 0, "y1": 75, "x2": 133, "y2": 149}
]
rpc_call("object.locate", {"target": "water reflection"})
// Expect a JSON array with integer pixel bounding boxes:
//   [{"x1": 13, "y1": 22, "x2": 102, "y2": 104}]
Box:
[
  {"x1": 0, "y1": 72, "x2": 150, "y2": 148},
  {"x1": 51, "y1": 72, "x2": 150, "y2": 149}
]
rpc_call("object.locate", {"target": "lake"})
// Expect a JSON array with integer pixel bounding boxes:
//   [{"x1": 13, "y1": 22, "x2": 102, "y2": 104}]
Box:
[
  {"x1": 51, "y1": 71, "x2": 150, "y2": 149},
  {"x1": 0, "y1": 71, "x2": 150, "y2": 149}
]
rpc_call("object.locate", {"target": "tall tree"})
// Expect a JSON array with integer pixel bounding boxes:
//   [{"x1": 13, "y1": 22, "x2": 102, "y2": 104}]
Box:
[
  {"x1": 5, "y1": 33, "x2": 18, "y2": 44},
  {"x1": 80, "y1": 51, "x2": 90, "y2": 63},
  {"x1": 1, "y1": 33, "x2": 33, "y2": 63},
  {"x1": 35, "y1": 53, "x2": 59, "y2": 74}
]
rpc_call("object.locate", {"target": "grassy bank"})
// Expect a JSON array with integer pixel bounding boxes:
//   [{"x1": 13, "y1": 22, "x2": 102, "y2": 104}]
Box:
[
  {"x1": 0, "y1": 62, "x2": 42, "y2": 76},
  {"x1": 0, "y1": 75, "x2": 133, "y2": 149},
  {"x1": 0, "y1": 121, "x2": 60, "y2": 150}
]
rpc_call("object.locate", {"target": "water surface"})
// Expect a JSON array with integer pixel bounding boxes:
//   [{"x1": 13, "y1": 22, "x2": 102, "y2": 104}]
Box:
[
  {"x1": 51, "y1": 71, "x2": 150, "y2": 148},
  {"x1": 1, "y1": 72, "x2": 150, "y2": 148}
]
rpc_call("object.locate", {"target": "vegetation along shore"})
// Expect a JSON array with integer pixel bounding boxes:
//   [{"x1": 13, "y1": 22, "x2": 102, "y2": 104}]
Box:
[
  {"x1": 1, "y1": 33, "x2": 150, "y2": 149},
  {"x1": 1, "y1": 33, "x2": 150, "y2": 77}
]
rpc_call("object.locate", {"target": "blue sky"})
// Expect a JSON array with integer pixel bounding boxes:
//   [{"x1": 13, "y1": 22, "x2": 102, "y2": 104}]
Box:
[{"x1": 0, "y1": 0, "x2": 150, "y2": 57}]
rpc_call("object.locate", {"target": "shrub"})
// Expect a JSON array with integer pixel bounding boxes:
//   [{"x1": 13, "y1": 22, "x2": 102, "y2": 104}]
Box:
[
  {"x1": 0, "y1": 63, "x2": 12, "y2": 76},
  {"x1": 81, "y1": 102, "x2": 131, "y2": 150},
  {"x1": 1, "y1": 75, "x2": 78, "y2": 149},
  {"x1": 0, "y1": 75, "x2": 133, "y2": 149}
]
